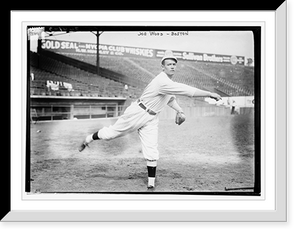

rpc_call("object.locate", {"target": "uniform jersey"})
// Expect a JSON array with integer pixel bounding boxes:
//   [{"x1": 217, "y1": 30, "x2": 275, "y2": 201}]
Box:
[{"x1": 139, "y1": 72, "x2": 197, "y2": 113}]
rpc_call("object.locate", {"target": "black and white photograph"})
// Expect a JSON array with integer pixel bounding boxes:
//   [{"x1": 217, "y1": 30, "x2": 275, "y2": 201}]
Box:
[
  {"x1": 4, "y1": 1, "x2": 291, "y2": 225},
  {"x1": 27, "y1": 26, "x2": 259, "y2": 195}
]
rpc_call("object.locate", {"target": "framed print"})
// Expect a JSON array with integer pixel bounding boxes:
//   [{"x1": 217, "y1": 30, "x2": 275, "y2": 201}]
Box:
[{"x1": 4, "y1": 3, "x2": 286, "y2": 221}]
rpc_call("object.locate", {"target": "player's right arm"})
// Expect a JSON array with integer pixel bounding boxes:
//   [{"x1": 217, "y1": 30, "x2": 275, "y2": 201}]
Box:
[
  {"x1": 193, "y1": 89, "x2": 222, "y2": 101},
  {"x1": 159, "y1": 77, "x2": 221, "y2": 101}
]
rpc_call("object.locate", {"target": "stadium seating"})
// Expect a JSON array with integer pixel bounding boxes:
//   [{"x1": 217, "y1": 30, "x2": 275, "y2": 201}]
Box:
[
  {"x1": 128, "y1": 57, "x2": 254, "y2": 96},
  {"x1": 189, "y1": 62, "x2": 254, "y2": 96},
  {"x1": 61, "y1": 53, "x2": 254, "y2": 97},
  {"x1": 30, "y1": 52, "x2": 139, "y2": 98},
  {"x1": 30, "y1": 49, "x2": 254, "y2": 100}
]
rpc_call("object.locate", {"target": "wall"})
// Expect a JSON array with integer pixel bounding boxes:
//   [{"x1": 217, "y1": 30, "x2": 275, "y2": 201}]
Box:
[
  {"x1": 30, "y1": 96, "x2": 126, "y2": 121},
  {"x1": 159, "y1": 105, "x2": 231, "y2": 120}
]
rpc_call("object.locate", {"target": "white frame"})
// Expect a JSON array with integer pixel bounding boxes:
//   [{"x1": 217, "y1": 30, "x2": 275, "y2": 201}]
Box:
[{"x1": 7, "y1": 2, "x2": 287, "y2": 221}]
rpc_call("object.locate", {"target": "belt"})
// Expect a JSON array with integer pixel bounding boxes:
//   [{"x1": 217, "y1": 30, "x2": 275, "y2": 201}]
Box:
[{"x1": 137, "y1": 99, "x2": 157, "y2": 115}]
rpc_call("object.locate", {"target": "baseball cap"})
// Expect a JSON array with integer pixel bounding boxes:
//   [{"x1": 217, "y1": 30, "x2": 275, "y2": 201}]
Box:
[{"x1": 161, "y1": 50, "x2": 178, "y2": 64}]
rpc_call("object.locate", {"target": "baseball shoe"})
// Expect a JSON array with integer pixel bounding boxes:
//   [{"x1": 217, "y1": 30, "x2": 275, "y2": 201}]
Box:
[
  {"x1": 78, "y1": 141, "x2": 89, "y2": 152},
  {"x1": 147, "y1": 185, "x2": 155, "y2": 190}
]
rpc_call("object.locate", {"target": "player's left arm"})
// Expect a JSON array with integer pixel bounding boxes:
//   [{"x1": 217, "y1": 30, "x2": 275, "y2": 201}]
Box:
[
  {"x1": 167, "y1": 97, "x2": 186, "y2": 125},
  {"x1": 167, "y1": 96, "x2": 184, "y2": 113}
]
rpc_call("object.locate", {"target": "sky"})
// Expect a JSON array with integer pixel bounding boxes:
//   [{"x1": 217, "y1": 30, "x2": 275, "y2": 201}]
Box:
[{"x1": 47, "y1": 30, "x2": 254, "y2": 59}]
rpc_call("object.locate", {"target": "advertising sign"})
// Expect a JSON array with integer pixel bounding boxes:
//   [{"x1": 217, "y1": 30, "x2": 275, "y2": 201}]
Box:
[{"x1": 41, "y1": 39, "x2": 245, "y2": 65}]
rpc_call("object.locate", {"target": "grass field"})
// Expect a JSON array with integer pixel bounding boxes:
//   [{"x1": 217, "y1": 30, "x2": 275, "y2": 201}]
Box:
[{"x1": 30, "y1": 114, "x2": 255, "y2": 193}]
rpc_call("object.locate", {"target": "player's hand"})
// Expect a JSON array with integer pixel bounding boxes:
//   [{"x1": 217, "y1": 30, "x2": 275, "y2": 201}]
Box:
[
  {"x1": 209, "y1": 93, "x2": 222, "y2": 101},
  {"x1": 175, "y1": 112, "x2": 186, "y2": 125}
]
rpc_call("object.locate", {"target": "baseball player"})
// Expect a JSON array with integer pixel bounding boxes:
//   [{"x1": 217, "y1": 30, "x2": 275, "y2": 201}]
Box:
[{"x1": 78, "y1": 50, "x2": 221, "y2": 190}]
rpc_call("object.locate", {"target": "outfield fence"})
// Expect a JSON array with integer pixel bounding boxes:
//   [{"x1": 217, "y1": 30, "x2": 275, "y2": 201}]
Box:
[
  {"x1": 30, "y1": 103, "x2": 240, "y2": 122},
  {"x1": 30, "y1": 103, "x2": 126, "y2": 121},
  {"x1": 159, "y1": 105, "x2": 232, "y2": 119}
]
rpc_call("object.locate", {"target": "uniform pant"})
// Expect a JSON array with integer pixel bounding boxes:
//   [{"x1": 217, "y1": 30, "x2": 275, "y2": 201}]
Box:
[{"x1": 97, "y1": 102, "x2": 159, "y2": 163}]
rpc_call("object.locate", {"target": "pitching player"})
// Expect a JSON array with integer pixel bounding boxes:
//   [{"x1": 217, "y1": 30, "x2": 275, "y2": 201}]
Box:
[{"x1": 78, "y1": 50, "x2": 221, "y2": 190}]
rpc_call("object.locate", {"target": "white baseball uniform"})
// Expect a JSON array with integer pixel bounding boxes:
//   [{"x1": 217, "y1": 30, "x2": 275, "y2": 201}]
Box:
[{"x1": 96, "y1": 71, "x2": 197, "y2": 163}]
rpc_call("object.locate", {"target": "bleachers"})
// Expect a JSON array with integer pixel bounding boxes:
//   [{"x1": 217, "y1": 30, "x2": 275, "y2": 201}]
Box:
[
  {"x1": 30, "y1": 52, "x2": 140, "y2": 98},
  {"x1": 61, "y1": 53, "x2": 154, "y2": 84},
  {"x1": 61, "y1": 52, "x2": 254, "y2": 97},
  {"x1": 127, "y1": 57, "x2": 254, "y2": 96},
  {"x1": 32, "y1": 49, "x2": 254, "y2": 100},
  {"x1": 189, "y1": 62, "x2": 254, "y2": 96}
]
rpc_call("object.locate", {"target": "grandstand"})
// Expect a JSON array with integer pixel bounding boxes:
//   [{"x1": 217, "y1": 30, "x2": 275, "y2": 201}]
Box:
[
  {"x1": 29, "y1": 40, "x2": 254, "y2": 121},
  {"x1": 30, "y1": 52, "x2": 140, "y2": 98},
  {"x1": 60, "y1": 52, "x2": 254, "y2": 97}
]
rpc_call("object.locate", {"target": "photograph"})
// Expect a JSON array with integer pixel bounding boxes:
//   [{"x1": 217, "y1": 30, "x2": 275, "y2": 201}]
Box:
[
  {"x1": 4, "y1": 3, "x2": 289, "y2": 223},
  {"x1": 27, "y1": 26, "x2": 259, "y2": 195}
]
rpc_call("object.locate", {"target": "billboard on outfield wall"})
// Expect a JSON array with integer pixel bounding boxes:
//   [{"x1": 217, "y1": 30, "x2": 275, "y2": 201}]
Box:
[{"x1": 40, "y1": 39, "x2": 246, "y2": 65}]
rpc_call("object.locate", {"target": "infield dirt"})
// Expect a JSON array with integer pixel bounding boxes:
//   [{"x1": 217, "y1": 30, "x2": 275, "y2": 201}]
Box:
[{"x1": 30, "y1": 115, "x2": 255, "y2": 193}]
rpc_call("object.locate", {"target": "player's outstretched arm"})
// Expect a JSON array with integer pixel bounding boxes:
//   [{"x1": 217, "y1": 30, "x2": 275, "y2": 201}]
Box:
[
  {"x1": 193, "y1": 89, "x2": 222, "y2": 101},
  {"x1": 209, "y1": 92, "x2": 222, "y2": 101},
  {"x1": 159, "y1": 78, "x2": 221, "y2": 101}
]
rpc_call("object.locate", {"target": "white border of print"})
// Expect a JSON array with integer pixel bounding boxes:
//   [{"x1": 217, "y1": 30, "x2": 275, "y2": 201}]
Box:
[
  {"x1": 22, "y1": 19, "x2": 274, "y2": 207},
  {"x1": 6, "y1": 4, "x2": 286, "y2": 221}
]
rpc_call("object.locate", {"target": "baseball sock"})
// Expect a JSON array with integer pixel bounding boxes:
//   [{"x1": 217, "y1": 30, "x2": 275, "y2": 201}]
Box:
[
  {"x1": 85, "y1": 132, "x2": 100, "y2": 144},
  {"x1": 92, "y1": 132, "x2": 100, "y2": 140},
  {"x1": 147, "y1": 167, "x2": 156, "y2": 187},
  {"x1": 147, "y1": 160, "x2": 157, "y2": 187}
]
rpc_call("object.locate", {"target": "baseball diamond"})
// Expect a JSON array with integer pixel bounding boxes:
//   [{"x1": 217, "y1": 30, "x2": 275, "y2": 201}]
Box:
[{"x1": 30, "y1": 115, "x2": 254, "y2": 193}]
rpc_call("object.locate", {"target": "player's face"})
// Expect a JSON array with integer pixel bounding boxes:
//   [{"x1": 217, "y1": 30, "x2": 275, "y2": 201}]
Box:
[{"x1": 161, "y1": 59, "x2": 177, "y2": 77}]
